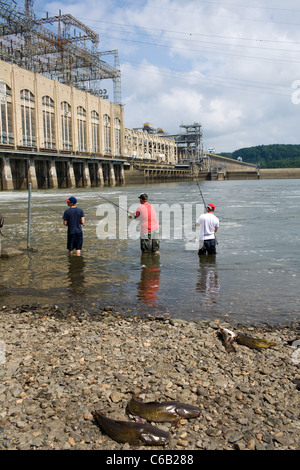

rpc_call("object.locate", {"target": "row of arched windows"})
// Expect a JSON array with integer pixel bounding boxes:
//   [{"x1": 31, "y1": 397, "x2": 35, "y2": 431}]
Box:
[
  {"x1": 0, "y1": 83, "x2": 13, "y2": 145},
  {"x1": 0, "y1": 83, "x2": 122, "y2": 155}
]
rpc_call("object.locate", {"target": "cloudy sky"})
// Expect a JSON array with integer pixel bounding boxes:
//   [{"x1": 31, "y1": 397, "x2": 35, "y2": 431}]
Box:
[{"x1": 31, "y1": 0, "x2": 300, "y2": 152}]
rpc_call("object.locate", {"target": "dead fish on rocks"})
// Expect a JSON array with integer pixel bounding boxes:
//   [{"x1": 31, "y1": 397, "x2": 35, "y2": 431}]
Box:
[
  {"x1": 92, "y1": 410, "x2": 170, "y2": 446},
  {"x1": 127, "y1": 394, "x2": 201, "y2": 424},
  {"x1": 219, "y1": 327, "x2": 276, "y2": 352},
  {"x1": 292, "y1": 379, "x2": 300, "y2": 391},
  {"x1": 236, "y1": 332, "x2": 276, "y2": 350},
  {"x1": 218, "y1": 327, "x2": 236, "y2": 353},
  {"x1": 286, "y1": 337, "x2": 300, "y2": 345}
]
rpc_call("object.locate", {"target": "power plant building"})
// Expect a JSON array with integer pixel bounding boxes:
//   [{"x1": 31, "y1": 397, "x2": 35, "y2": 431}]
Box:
[
  {"x1": 0, "y1": 1, "x2": 257, "y2": 190},
  {"x1": 0, "y1": 1, "x2": 178, "y2": 190}
]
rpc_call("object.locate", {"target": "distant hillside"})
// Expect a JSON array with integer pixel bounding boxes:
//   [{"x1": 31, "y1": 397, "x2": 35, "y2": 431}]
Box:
[{"x1": 220, "y1": 144, "x2": 300, "y2": 168}]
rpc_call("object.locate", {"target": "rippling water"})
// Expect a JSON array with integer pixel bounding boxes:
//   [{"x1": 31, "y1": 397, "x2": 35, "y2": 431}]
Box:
[{"x1": 0, "y1": 179, "x2": 299, "y2": 325}]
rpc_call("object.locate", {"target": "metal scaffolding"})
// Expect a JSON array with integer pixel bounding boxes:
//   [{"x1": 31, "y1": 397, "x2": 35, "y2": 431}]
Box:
[
  {"x1": 0, "y1": 0, "x2": 122, "y2": 104},
  {"x1": 175, "y1": 123, "x2": 206, "y2": 164}
]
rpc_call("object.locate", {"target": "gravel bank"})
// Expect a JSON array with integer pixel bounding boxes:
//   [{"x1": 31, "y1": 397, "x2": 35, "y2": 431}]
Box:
[{"x1": 0, "y1": 304, "x2": 299, "y2": 451}]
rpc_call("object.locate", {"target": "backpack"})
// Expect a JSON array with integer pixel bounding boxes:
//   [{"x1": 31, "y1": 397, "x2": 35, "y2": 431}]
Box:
[{"x1": 0, "y1": 213, "x2": 4, "y2": 236}]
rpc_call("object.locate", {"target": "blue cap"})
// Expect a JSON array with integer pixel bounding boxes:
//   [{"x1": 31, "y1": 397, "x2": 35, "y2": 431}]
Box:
[{"x1": 66, "y1": 197, "x2": 77, "y2": 204}]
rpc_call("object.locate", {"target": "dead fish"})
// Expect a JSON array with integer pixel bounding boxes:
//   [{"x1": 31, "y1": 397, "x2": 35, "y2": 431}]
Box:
[
  {"x1": 92, "y1": 410, "x2": 170, "y2": 446},
  {"x1": 292, "y1": 379, "x2": 300, "y2": 391},
  {"x1": 236, "y1": 332, "x2": 276, "y2": 350},
  {"x1": 127, "y1": 394, "x2": 201, "y2": 424},
  {"x1": 286, "y1": 337, "x2": 300, "y2": 345},
  {"x1": 218, "y1": 327, "x2": 236, "y2": 353}
]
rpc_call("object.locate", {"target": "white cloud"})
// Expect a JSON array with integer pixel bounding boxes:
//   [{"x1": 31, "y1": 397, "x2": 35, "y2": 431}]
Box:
[{"x1": 35, "y1": 0, "x2": 300, "y2": 152}]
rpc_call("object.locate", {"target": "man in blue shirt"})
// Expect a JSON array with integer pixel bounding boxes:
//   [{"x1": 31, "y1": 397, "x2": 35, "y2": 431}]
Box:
[{"x1": 62, "y1": 197, "x2": 85, "y2": 256}]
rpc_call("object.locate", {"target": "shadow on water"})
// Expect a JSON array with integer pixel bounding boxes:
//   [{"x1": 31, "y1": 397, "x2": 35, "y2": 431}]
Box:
[
  {"x1": 67, "y1": 255, "x2": 86, "y2": 294},
  {"x1": 196, "y1": 255, "x2": 220, "y2": 308},
  {"x1": 137, "y1": 253, "x2": 161, "y2": 306}
]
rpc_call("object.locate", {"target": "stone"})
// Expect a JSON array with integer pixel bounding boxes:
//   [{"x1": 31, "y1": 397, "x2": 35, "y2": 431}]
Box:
[
  {"x1": 0, "y1": 247, "x2": 24, "y2": 258},
  {"x1": 0, "y1": 305, "x2": 298, "y2": 450}
]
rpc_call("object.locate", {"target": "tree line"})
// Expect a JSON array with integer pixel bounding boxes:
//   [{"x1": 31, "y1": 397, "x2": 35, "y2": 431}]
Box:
[{"x1": 220, "y1": 144, "x2": 300, "y2": 168}]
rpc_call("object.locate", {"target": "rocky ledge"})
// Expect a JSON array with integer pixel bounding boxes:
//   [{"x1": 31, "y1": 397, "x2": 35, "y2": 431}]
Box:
[{"x1": 0, "y1": 304, "x2": 299, "y2": 451}]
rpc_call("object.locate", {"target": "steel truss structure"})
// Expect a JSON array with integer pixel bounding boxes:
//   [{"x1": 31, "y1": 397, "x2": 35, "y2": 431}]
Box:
[
  {"x1": 0, "y1": 0, "x2": 122, "y2": 104},
  {"x1": 175, "y1": 122, "x2": 206, "y2": 164}
]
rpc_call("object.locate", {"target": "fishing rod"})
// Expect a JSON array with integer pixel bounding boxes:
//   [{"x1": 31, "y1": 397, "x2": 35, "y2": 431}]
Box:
[
  {"x1": 196, "y1": 180, "x2": 218, "y2": 245},
  {"x1": 98, "y1": 194, "x2": 132, "y2": 215},
  {"x1": 196, "y1": 180, "x2": 207, "y2": 208},
  {"x1": 48, "y1": 197, "x2": 131, "y2": 216}
]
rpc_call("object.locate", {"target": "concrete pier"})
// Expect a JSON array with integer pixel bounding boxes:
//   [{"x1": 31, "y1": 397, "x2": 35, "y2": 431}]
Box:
[
  {"x1": 2, "y1": 153, "x2": 298, "y2": 192},
  {"x1": 97, "y1": 163, "x2": 104, "y2": 186},
  {"x1": 109, "y1": 163, "x2": 116, "y2": 187},
  {"x1": 49, "y1": 161, "x2": 58, "y2": 189},
  {"x1": 28, "y1": 158, "x2": 38, "y2": 190},
  {"x1": 1, "y1": 157, "x2": 14, "y2": 190},
  {"x1": 0, "y1": 152, "x2": 126, "y2": 190}
]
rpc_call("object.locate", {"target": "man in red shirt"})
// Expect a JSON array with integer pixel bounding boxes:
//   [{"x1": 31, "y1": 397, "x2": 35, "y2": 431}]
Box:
[{"x1": 133, "y1": 193, "x2": 160, "y2": 254}]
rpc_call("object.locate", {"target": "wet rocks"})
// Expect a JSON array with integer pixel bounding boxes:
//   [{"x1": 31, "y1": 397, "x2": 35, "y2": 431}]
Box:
[{"x1": 0, "y1": 305, "x2": 299, "y2": 450}]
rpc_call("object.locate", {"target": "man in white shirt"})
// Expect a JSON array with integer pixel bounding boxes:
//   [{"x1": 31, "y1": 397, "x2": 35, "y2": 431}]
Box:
[{"x1": 195, "y1": 203, "x2": 219, "y2": 255}]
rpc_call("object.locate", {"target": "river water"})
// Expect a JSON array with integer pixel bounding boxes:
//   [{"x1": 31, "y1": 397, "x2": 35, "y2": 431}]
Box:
[{"x1": 0, "y1": 179, "x2": 299, "y2": 325}]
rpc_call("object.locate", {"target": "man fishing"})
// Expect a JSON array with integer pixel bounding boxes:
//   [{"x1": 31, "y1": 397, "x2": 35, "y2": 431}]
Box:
[
  {"x1": 62, "y1": 196, "x2": 85, "y2": 256},
  {"x1": 131, "y1": 193, "x2": 160, "y2": 254},
  {"x1": 195, "y1": 203, "x2": 219, "y2": 256}
]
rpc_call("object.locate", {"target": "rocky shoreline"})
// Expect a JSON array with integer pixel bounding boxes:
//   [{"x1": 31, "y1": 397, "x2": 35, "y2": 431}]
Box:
[{"x1": 0, "y1": 304, "x2": 299, "y2": 451}]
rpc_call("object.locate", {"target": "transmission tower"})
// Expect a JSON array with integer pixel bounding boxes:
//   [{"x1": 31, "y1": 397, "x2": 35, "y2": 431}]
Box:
[{"x1": 0, "y1": 0, "x2": 122, "y2": 104}]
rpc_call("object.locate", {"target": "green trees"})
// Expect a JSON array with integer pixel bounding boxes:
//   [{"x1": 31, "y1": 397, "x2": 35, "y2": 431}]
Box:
[{"x1": 220, "y1": 144, "x2": 300, "y2": 168}]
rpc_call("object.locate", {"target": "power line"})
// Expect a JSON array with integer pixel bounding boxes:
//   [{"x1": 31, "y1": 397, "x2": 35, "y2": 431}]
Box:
[
  {"x1": 104, "y1": 2, "x2": 300, "y2": 28},
  {"x1": 34, "y1": 5, "x2": 300, "y2": 41},
  {"x1": 30, "y1": 4, "x2": 298, "y2": 99},
  {"x1": 121, "y1": 60, "x2": 292, "y2": 98},
  {"x1": 93, "y1": 25, "x2": 300, "y2": 55},
  {"x1": 102, "y1": 32, "x2": 300, "y2": 66},
  {"x1": 112, "y1": 0, "x2": 300, "y2": 14},
  {"x1": 72, "y1": 16, "x2": 300, "y2": 46},
  {"x1": 190, "y1": 0, "x2": 300, "y2": 12}
]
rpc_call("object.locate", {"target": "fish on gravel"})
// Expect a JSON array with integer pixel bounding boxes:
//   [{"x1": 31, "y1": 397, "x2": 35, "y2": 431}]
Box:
[
  {"x1": 127, "y1": 394, "x2": 201, "y2": 424},
  {"x1": 218, "y1": 327, "x2": 236, "y2": 353},
  {"x1": 219, "y1": 326, "x2": 276, "y2": 351},
  {"x1": 236, "y1": 332, "x2": 276, "y2": 350},
  {"x1": 93, "y1": 410, "x2": 170, "y2": 446}
]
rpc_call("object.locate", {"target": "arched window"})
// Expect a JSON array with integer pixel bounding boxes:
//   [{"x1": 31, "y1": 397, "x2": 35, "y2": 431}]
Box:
[
  {"x1": 42, "y1": 95, "x2": 56, "y2": 149},
  {"x1": 61, "y1": 101, "x2": 72, "y2": 150},
  {"x1": 103, "y1": 114, "x2": 111, "y2": 153},
  {"x1": 91, "y1": 110, "x2": 99, "y2": 153},
  {"x1": 20, "y1": 89, "x2": 36, "y2": 146},
  {"x1": 77, "y1": 106, "x2": 86, "y2": 152},
  {"x1": 0, "y1": 82, "x2": 13, "y2": 145},
  {"x1": 114, "y1": 117, "x2": 121, "y2": 156}
]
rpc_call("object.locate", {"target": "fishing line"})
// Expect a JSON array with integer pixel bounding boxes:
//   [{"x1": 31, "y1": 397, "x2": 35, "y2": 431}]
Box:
[
  {"x1": 48, "y1": 207, "x2": 65, "y2": 215},
  {"x1": 46, "y1": 198, "x2": 131, "y2": 217},
  {"x1": 98, "y1": 194, "x2": 132, "y2": 215},
  {"x1": 196, "y1": 180, "x2": 207, "y2": 208}
]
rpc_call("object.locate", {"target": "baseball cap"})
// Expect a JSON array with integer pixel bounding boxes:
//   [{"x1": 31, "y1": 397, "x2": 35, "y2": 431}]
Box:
[
  {"x1": 207, "y1": 203, "x2": 215, "y2": 211},
  {"x1": 138, "y1": 193, "x2": 148, "y2": 200},
  {"x1": 66, "y1": 196, "x2": 77, "y2": 204}
]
